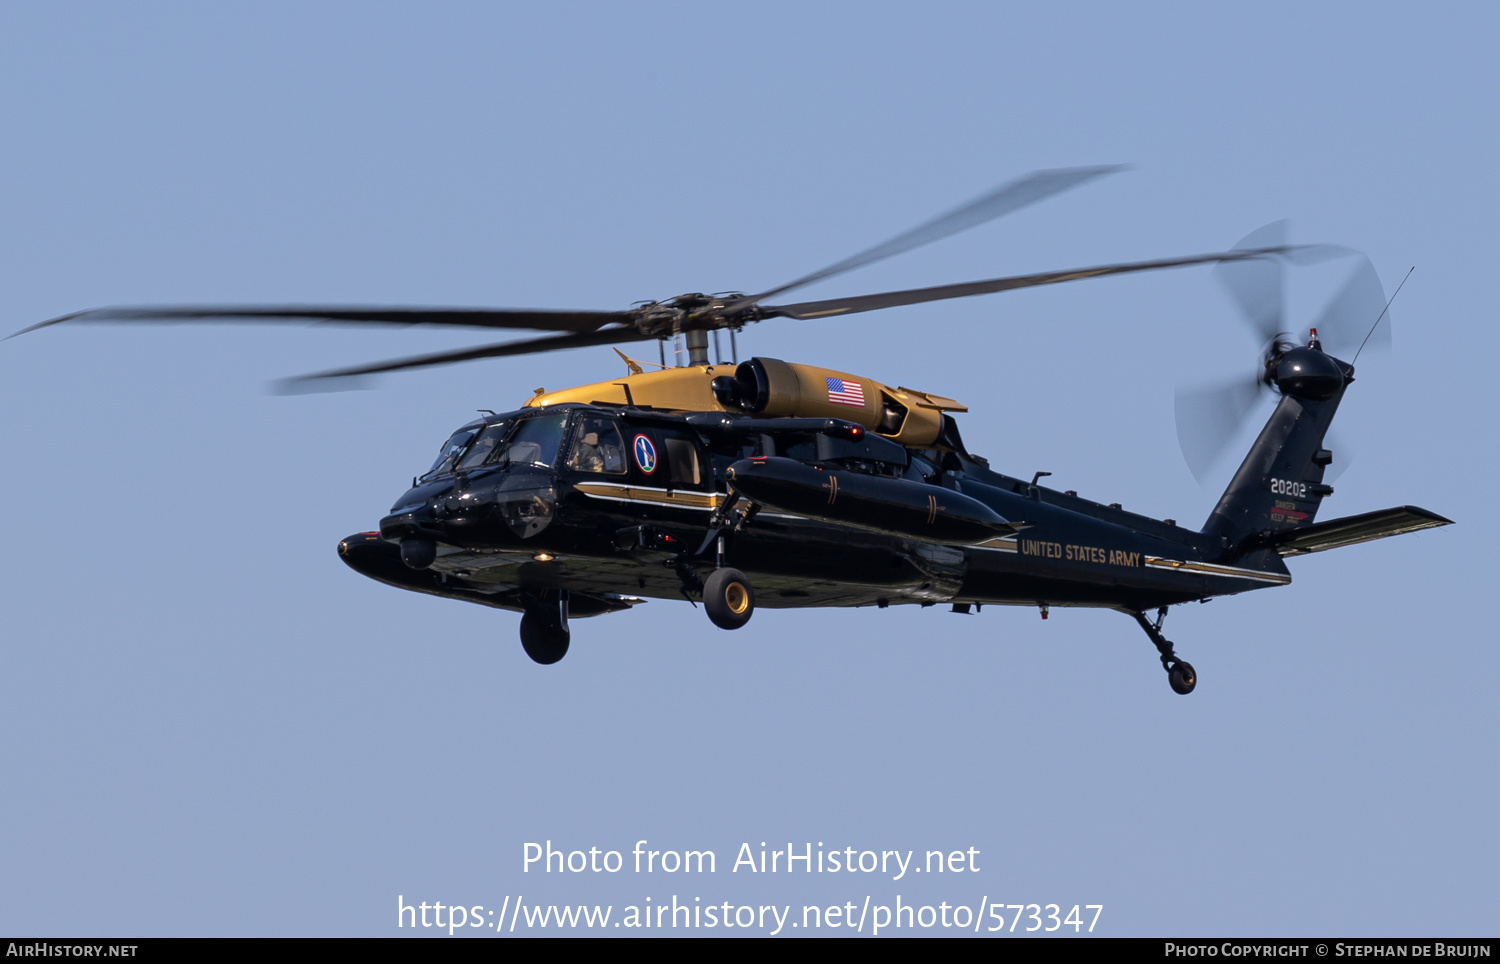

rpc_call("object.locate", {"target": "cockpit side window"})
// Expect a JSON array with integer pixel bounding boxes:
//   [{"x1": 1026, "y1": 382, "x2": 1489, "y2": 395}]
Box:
[
  {"x1": 567, "y1": 416, "x2": 628, "y2": 475},
  {"x1": 504, "y1": 414, "x2": 570, "y2": 469}
]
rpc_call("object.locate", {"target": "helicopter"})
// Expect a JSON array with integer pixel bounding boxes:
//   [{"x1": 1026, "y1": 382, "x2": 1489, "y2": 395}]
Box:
[{"x1": 10, "y1": 166, "x2": 1451, "y2": 693}]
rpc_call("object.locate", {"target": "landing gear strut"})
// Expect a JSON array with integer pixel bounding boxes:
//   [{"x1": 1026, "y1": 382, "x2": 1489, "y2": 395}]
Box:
[
  {"x1": 519, "y1": 589, "x2": 570, "y2": 664},
  {"x1": 687, "y1": 497, "x2": 758, "y2": 630},
  {"x1": 1131, "y1": 607, "x2": 1196, "y2": 695}
]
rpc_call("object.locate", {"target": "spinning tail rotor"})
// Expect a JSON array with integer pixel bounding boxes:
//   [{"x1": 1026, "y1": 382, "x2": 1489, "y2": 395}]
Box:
[{"x1": 1173, "y1": 223, "x2": 1393, "y2": 483}]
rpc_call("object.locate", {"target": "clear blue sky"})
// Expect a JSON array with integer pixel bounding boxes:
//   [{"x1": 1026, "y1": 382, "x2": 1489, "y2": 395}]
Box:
[{"x1": 1, "y1": 2, "x2": 1494, "y2": 936}]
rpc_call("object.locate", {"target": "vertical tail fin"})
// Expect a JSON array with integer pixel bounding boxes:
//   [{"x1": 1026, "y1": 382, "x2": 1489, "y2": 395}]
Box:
[{"x1": 1202, "y1": 360, "x2": 1351, "y2": 555}]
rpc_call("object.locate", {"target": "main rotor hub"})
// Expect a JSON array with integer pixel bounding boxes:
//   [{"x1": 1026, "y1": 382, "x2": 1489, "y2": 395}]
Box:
[{"x1": 631, "y1": 292, "x2": 759, "y2": 339}]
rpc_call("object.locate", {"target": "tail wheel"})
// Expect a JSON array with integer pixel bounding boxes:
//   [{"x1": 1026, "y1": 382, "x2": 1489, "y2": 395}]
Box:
[
  {"x1": 1168, "y1": 660, "x2": 1197, "y2": 695},
  {"x1": 703, "y1": 568, "x2": 754, "y2": 630}
]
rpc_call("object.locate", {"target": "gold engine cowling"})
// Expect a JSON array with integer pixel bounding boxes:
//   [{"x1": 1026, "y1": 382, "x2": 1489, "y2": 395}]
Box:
[
  {"x1": 523, "y1": 356, "x2": 964, "y2": 447},
  {"x1": 722, "y1": 358, "x2": 960, "y2": 447}
]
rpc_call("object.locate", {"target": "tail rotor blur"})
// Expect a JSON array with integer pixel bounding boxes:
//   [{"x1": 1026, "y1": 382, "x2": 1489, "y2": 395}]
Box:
[{"x1": 1174, "y1": 224, "x2": 1390, "y2": 484}]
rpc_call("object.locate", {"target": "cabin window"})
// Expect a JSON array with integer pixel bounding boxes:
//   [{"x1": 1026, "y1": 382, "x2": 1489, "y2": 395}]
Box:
[{"x1": 664, "y1": 438, "x2": 701, "y2": 486}]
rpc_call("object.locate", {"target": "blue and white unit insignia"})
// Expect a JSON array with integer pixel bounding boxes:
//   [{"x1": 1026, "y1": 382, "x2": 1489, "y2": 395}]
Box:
[{"x1": 632, "y1": 434, "x2": 657, "y2": 474}]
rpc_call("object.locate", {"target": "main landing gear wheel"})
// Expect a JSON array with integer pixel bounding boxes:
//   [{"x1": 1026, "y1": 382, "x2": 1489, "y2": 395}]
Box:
[
  {"x1": 519, "y1": 590, "x2": 570, "y2": 664},
  {"x1": 1168, "y1": 660, "x2": 1197, "y2": 696},
  {"x1": 1130, "y1": 607, "x2": 1198, "y2": 696},
  {"x1": 703, "y1": 568, "x2": 754, "y2": 630}
]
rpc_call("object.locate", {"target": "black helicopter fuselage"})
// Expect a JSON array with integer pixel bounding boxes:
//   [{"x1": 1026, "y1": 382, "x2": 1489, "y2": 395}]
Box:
[
  {"x1": 336, "y1": 345, "x2": 1449, "y2": 690},
  {"x1": 14, "y1": 167, "x2": 1452, "y2": 691},
  {"x1": 338, "y1": 402, "x2": 1289, "y2": 622}
]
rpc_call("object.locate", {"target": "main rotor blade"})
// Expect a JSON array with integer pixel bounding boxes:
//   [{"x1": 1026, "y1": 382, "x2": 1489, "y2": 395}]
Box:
[
  {"x1": 275, "y1": 326, "x2": 656, "y2": 390},
  {"x1": 1213, "y1": 221, "x2": 1291, "y2": 343},
  {"x1": 1311, "y1": 256, "x2": 1389, "y2": 359},
  {"x1": 737, "y1": 165, "x2": 1127, "y2": 308},
  {"x1": 1174, "y1": 377, "x2": 1266, "y2": 484},
  {"x1": 9, "y1": 305, "x2": 630, "y2": 339},
  {"x1": 761, "y1": 247, "x2": 1293, "y2": 320}
]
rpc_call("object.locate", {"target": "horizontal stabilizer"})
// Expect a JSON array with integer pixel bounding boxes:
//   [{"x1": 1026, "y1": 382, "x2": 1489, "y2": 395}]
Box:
[{"x1": 1251, "y1": 506, "x2": 1452, "y2": 556}]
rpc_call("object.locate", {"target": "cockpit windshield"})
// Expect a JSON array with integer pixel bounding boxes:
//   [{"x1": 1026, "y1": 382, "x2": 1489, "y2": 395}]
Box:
[
  {"x1": 420, "y1": 413, "x2": 570, "y2": 480},
  {"x1": 421, "y1": 426, "x2": 481, "y2": 480},
  {"x1": 456, "y1": 419, "x2": 513, "y2": 471}
]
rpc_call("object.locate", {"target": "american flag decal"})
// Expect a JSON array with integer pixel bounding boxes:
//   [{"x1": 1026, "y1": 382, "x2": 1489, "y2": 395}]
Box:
[{"x1": 825, "y1": 376, "x2": 865, "y2": 408}]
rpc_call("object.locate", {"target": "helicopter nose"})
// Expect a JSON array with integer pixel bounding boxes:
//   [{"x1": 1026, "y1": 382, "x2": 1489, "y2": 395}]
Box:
[
  {"x1": 377, "y1": 476, "x2": 560, "y2": 565},
  {"x1": 338, "y1": 530, "x2": 439, "y2": 578},
  {"x1": 379, "y1": 486, "x2": 448, "y2": 568},
  {"x1": 380, "y1": 499, "x2": 439, "y2": 541},
  {"x1": 441, "y1": 474, "x2": 561, "y2": 541}
]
